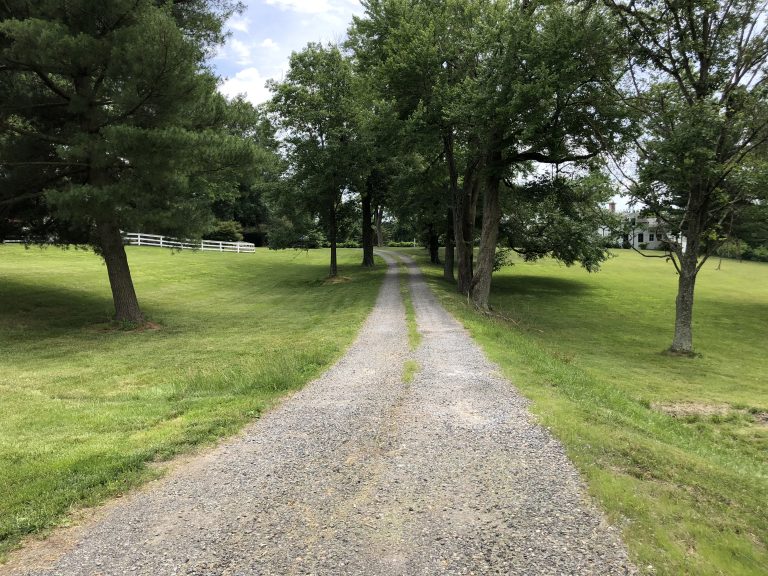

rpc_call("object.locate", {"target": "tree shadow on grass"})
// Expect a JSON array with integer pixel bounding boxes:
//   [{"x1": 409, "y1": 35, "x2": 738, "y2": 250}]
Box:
[
  {"x1": 491, "y1": 274, "x2": 592, "y2": 297},
  {"x1": 229, "y1": 252, "x2": 381, "y2": 291},
  {"x1": 698, "y1": 297, "x2": 768, "y2": 320},
  {"x1": 0, "y1": 277, "x2": 116, "y2": 332}
]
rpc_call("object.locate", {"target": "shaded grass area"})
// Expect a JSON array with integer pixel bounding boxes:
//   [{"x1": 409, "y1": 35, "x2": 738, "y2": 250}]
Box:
[
  {"x1": 0, "y1": 245, "x2": 384, "y2": 560},
  {"x1": 396, "y1": 247, "x2": 768, "y2": 576}
]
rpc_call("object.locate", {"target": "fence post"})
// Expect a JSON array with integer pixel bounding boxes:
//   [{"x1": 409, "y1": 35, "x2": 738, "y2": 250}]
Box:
[
  {"x1": 137, "y1": 234, "x2": 141, "y2": 246},
  {"x1": 237, "y1": 243, "x2": 240, "y2": 253},
  {"x1": 159, "y1": 236, "x2": 163, "y2": 248}
]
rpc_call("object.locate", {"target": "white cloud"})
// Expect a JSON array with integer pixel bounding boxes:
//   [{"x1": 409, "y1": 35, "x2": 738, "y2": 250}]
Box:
[
  {"x1": 265, "y1": 0, "x2": 334, "y2": 14},
  {"x1": 260, "y1": 38, "x2": 279, "y2": 50},
  {"x1": 214, "y1": 0, "x2": 365, "y2": 105},
  {"x1": 219, "y1": 68, "x2": 273, "y2": 106},
  {"x1": 228, "y1": 15, "x2": 250, "y2": 32},
  {"x1": 230, "y1": 39, "x2": 253, "y2": 65}
]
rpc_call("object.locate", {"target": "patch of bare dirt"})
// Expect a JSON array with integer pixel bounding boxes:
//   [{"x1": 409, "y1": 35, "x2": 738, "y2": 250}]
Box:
[
  {"x1": 653, "y1": 402, "x2": 731, "y2": 418},
  {"x1": 324, "y1": 275, "x2": 352, "y2": 285},
  {"x1": 753, "y1": 412, "x2": 768, "y2": 427},
  {"x1": 654, "y1": 403, "x2": 768, "y2": 427}
]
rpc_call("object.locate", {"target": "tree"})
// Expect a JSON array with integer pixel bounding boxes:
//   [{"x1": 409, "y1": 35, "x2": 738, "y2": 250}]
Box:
[
  {"x1": 351, "y1": 0, "x2": 629, "y2": 308},
  {"x1": 348, "y1": 80, "x2": 400, "y2": 267},
  {"x1": 462, "y1": 1, "x2": 629, "y2": 309},
  {"x1": 210, "y1": 103, "x2": 284, "y2": 246},
  {"x1": 0, "y1": 0, "x2": 258, "y2": 323},
  {"x1": 602, "y1": 0, "x2": 768, "y2": 354},
  {"x1": 732, "y1": 201, "x2": 768, "y2": 256},
  {"x1": 268, "y1": 43, "x2": 359, "y2": 277}
]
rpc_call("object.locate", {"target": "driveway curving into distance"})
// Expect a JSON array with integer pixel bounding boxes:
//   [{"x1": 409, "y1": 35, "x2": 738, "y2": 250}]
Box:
[{"x1": 5, "y1": 251, "x2": 636, "y2": 576}]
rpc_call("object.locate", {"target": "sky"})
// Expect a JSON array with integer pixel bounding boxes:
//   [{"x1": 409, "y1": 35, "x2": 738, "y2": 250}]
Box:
[
  {"x1": 211, "y1": 0, "x2": 629, "y2": 210},
  {"x1": 213, "y1": 0, "x2": 365, "y2": 106}
]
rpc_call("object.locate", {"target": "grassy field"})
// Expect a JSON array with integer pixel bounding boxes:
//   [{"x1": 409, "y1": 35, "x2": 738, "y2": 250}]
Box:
[
  {"x1": 0, "y1": 245, "x2": 384, "y2": 560},
  {"x1": 397, "y1": 247, "x2": 768, "y2": 576}
]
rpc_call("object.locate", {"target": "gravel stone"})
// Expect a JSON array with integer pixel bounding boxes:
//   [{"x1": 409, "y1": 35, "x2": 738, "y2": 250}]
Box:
[{"x1": 6, "y1": 251, "x2": 636, "y2": 575}]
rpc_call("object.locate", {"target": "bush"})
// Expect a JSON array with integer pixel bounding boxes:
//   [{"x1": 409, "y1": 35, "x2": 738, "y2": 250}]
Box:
[
  {"x1": 294, "y1": 230, "x2": 326, "y2": 249},
  {"x1": 638, "y1": 242, "x2": 649, "y2": 250},
  {"x1": 716, "y1": 239, "x2": 749, "y2": 259},
  {"x1": 744, "y1": 245, "x2": 768, "y2": 262},
  {"x1": 205, "y1": 220, "x2": 243, "y2": 242},
  {"x1": 266, "y1": 217, "x2": 326, "y2": 250},
  {"x1": 493, "y1": 246, "x2": 513, "y2": 271},
  {"x1": 338, "y1": 240, "x2": 362, "y2": 248},
  {"x1": 386, "y1": 241, "x2": 418, "y2": 248}
]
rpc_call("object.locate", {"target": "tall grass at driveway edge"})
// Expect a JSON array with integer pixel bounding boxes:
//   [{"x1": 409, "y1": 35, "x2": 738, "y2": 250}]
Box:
[{"x1": 0, "y1": 246, "x2": 386, "y2": 560}]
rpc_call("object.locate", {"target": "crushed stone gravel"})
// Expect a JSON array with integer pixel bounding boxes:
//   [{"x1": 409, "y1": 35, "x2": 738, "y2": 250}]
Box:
[{"x1": 6, "y1": 251, "x2": 636, "y2": 575}]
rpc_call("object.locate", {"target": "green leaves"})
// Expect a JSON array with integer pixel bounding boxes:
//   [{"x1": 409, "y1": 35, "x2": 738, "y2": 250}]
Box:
[
  {"x1": 268, "y1": 43, "x2": 359, "y2": 221},
  {"x1": 501, "y1": 174, "x2": 615, "y2": 271},
  {"x1": 0, "y1": 0, "x2": 262, "y2": 244}
]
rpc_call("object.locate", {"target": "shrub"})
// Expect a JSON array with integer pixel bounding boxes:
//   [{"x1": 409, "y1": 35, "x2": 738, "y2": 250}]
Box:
[
  {"x1": 745, "y1": 245, "x2": 768, "y2": 262},
  {"x1": 493, "y1": 246, "x2": 513, "y2": 271},
  {"x1": 295, "y1": 230, "x2": 326, "y2": 249},
  {"x1": 205, "y1": 220, "x2": 243, "y2": 242},
  {"x1": 716, "y1": 239, "x2": 749, "y2": 259}
]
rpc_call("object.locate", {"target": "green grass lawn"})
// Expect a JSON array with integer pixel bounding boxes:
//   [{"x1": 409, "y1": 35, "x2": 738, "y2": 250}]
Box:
[
  {"x1": 0, "y1": 245, "x2": 384, "y2": 560},
  {"x1": 396, "y1": 247, "x2": 768, "y2": 576}
]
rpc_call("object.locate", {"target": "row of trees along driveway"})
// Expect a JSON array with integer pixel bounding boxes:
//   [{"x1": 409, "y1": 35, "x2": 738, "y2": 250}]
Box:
[
  {"x1": 3, "y1": 1, "x2": 767, "y2": 356},
  {"x1": 269, "y1": 0, "x2": 768, "y2": 355}
]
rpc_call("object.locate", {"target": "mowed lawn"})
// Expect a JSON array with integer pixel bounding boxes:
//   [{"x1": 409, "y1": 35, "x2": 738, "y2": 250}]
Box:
[
  {"x1": 0, "y1": 245, "x2": 384, "y2": 559},
  {"x1": 399, "y1": 248, "x2": 768, "y2": 576}
]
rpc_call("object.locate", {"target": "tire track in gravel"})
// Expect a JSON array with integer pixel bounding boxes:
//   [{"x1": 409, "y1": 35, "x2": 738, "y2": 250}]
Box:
[{"x1": 3, "y1": 251, "x2": 636, "y2": 576}]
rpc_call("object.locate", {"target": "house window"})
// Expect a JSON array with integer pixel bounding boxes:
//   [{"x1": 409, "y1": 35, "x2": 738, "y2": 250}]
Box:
[
  {"x1": 649, "y1": 234, "x2": 655, "y2": 241},
  {"x1": 638, "y1": 233, "x2": 644, "y2": 243}
]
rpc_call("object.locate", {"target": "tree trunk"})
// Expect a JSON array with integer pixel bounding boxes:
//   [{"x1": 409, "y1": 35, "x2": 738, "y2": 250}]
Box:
[
  {"x1": 470, "y1": 134, "x2": 504, "y2": 310},
  {"x1": 455, "y1": 173, "x2": 479, "y2": 295},
  {"x1": 444, "y1": 208, "x2": 455, "y2": 282},
  {"x1": 361, "y1": 191, "x2": 375, "y2": 267},
  {"x1": 445, "y1": 132, "x2": 479, "y2": 296},
  {"x1": 374, "y1": 205, "x2": 384, "y2": 247},
  {"x1": 470, "y1": 174, "x2": 502, "y2": 310},
  {"x1": 96, "y1": 220, "x2": 143, "y2": 324},
  {"x1": 428, "y1": 223, "x2": 440, "y2": 264},
  {"x1": 329, "y1": 204, "x2": 338, "y2": 277},
  {"x1": 670, "y1": 248, "x2": 698, "y2": 354}
]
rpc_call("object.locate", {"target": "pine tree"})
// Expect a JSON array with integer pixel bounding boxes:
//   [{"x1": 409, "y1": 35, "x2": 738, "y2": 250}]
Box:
[{"x1": 0, "y1": 0, "x2": 257, "y2": 323}]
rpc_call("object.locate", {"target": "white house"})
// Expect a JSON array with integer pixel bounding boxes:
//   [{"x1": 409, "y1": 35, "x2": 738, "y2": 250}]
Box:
[
  {"x1": 599, "y1": 203, "x2": 687, "y2": 252},
  {"x1": 623, "y1": 212, "x2": 668, "y2": 249}
]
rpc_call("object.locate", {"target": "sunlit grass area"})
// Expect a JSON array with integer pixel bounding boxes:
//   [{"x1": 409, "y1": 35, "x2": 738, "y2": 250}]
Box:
[
  {"x1": 0, "y1": 245, "x2": 384, "y2": 559},
  {"x1": 398, "y1": 247, "x2": 768, "y2": 576}
]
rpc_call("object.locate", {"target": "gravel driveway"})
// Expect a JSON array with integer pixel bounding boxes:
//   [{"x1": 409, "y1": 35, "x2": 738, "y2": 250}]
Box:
[{"x1": 6, "y1": 252, "x2": 636, "y2": 575}]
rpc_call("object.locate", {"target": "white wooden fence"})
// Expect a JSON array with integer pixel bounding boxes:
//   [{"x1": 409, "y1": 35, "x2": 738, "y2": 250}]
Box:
[{"x1": 124, "y1": 232, "x2": 255, "y2": 253}]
